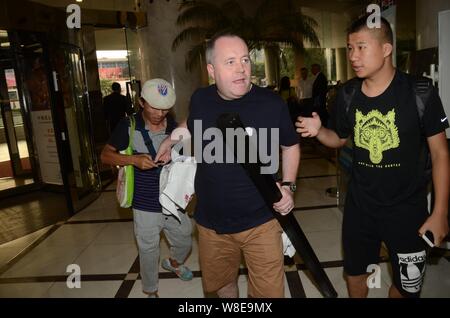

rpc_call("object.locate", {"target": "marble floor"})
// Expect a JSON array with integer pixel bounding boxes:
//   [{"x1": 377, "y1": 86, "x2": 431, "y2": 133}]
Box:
[
  {"x1": 0, "y1": 191, "x2": 69, "y2": 244},
  {"x1": 0, "y1": 139, "x2": 449, "y2": 298}
]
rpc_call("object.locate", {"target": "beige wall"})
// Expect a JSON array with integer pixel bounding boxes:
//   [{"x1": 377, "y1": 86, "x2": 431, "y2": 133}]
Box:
[
  {"x1": 416, "y1": 0, "x2": 450, "y2": 50},
  {"x1": 95, "y1": 29, "x2": 127, "y2": 51},
  {"x1": 302, "y1": 7, "x2": 354, "y2": 49}
]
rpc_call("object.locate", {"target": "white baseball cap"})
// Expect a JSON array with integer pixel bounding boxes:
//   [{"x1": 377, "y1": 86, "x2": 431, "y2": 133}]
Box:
[{"x1": 141, "y1": 78, "x2": 176, "y2": 110}]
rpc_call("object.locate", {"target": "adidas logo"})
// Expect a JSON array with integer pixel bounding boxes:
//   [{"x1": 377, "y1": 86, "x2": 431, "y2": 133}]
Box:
[{"x1": 398, "y1": 255, "x2": 426, "y2": 263}]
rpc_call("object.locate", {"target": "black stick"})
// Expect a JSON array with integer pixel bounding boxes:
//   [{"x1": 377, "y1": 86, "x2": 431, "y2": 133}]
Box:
[{"x1": 217, "y1": 113, "x2": 337, "y2": 298}]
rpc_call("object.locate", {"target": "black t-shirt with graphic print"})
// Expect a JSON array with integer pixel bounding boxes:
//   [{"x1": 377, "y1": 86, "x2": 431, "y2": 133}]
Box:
[
  {"x1": 187, "y1": 84, "x2": 299, "y2": 234},
  {"x1": 332, "y1": 70, "x2": 449, "y2": 207}
]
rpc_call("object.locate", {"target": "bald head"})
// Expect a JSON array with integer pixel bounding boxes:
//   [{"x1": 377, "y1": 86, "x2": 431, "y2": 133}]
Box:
[{"x1": 206, "y1": 32, "x2": 248, "y2": 65}]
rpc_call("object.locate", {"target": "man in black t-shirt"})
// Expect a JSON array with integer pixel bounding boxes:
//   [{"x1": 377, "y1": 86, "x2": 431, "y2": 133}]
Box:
[
  {"x1": 296, "y1": 15, "x2": 449, "y2": 298},
  {"x1": 156, "y1": 33, "x2": 300, "y2": 298}
]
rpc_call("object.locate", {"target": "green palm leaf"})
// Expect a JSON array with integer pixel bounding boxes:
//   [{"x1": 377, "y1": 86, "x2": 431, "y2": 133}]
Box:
[{"x1": 172, "y1": 0, "x2": 321, "y2": 72}]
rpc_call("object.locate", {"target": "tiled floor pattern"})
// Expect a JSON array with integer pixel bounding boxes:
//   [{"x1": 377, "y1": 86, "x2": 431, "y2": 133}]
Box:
[{"x1": 0, "y1": 140, "x2": 449, "y2": 298}]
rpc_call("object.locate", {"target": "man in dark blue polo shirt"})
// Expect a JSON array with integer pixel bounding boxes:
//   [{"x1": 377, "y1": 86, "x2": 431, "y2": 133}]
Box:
[{"x1": 156, "y1": 33, "x2": 300, "y2": 298}]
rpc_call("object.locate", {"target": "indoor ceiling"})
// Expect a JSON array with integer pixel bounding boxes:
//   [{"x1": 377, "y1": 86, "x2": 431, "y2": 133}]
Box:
[
  {"x1": 31, "y1": 0, "x2": 141, "y2": 12},
  {"x1": 301, "y1": 0, "x2": 364, "y2": 12},
  {"x1": 30, "y1": 0, "x2": 364, "y2": 14},
  {"x1": 27, "y1": 0, "x2": 366, "y2": 52}
]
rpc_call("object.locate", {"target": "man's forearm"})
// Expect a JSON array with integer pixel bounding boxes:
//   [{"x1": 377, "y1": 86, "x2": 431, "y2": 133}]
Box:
[
  {"x1": 155, "y1": 120, "x2": 190, "y2": 160},
  {"x1": 281, "y1": 144, "x2": 300, "y2": 182},
  {"x1": 431, "y1": 151, "x2": 449, "y2": 217},
  {"x1": 101, "y1": 147, "x2": 135, "y2": 167},
  {"x1": 317, "y1": 127, "x2": 347, "y2": 148},
  {"x1": 168, "y1": 120, "x2": 189, "y2": 145},
  {"x1": 428, "y1": 132, "x2": 450, "y2": 217}
]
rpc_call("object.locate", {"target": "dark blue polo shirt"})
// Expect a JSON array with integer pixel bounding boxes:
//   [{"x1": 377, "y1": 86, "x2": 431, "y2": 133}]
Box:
[{"x1": 187, "y1": 85, "x2": 298, "y2": 234}]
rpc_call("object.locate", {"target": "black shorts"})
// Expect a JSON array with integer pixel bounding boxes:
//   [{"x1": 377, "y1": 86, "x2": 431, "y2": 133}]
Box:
[{"x1": 342, "y1": 188, "x2": 430, "y2": 298}]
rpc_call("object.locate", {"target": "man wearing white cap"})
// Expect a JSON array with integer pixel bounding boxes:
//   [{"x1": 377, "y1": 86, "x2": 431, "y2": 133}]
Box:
[{"x1": 101, "y1": 78, "x2": 193, "y2": 298}]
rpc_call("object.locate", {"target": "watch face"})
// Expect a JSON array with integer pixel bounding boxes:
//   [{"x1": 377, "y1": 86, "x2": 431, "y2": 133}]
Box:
[{"x1": 282, "y1": 183, "x2": 296, "y2": 192}]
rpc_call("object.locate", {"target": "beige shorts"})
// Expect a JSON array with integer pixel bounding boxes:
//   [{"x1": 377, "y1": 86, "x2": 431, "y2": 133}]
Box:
[{"x1": 197, "y1": 219, "x2": 284, "y2": 298}]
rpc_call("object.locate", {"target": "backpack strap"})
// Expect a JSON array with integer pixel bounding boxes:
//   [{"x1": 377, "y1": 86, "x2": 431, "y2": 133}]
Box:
[
  {"x1": 413, "y1": 77, "x2": 433, "y2": 131},
  {"x1": 136, "y1": 115, "x2": 177, "y2": 159},
  {"x1": 136, "y1": 126, "x2": 157, "y2": 158},
  {"x1": 342, "y1": 77, "x2": 362, "y2": 117},
  {"x1": 410, "y1": 75, "x2": 434, "y2": 183},
  {"x1": 125, "y1": 116, "x2": 135, "y2": 156}
]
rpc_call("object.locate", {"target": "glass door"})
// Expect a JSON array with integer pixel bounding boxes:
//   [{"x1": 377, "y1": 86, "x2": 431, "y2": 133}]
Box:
[
  {"x1": 51, "y1": 43, "x2": 101, "y2": 210},
  {"x1": 0, "y1": 30, "x2": 35, "y2": 191}
]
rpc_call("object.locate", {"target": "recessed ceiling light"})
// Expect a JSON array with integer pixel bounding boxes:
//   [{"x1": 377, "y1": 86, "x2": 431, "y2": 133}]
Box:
[{"x1": 76, "y1": 0, "x2": 83, "y2": 2}]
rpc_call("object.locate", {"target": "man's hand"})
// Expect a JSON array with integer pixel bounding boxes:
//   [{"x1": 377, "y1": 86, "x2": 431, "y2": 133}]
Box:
[
  {"x1": 154, "y1": 137, "x2": 173, "y2": 164},
  {"x1": 295, "y1": 112, "x2": 322, "y2": 137},
  {"x1": 155, "y1": 123, "x2": 190, "y2": 163},
  {"x1": 419, "y1": 212, "x2": 449, "y2": 247},
  {"x1": 273, "y1": 183, "x2": 295, "y2": 216},
  {"x1": 133, "y1": 154, "x2": 159, "y2": 170}
]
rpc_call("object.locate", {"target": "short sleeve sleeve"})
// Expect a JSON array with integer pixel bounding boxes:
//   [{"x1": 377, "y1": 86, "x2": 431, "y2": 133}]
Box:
[
  {"x1": 422, "y1": 87, "x2": 449, "y2": 137},
  {"x1": 329, "y1": 87, "x2": 352, "y2": 139},
  {"x1": 108, "y1": 117, "x2": 130, "y2": 151},
  {"x1": 278, "y1": 99, "x2": 299, "y2": 146}
]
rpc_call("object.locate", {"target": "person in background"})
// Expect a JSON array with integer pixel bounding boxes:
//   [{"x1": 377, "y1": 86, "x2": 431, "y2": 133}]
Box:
[
  {"x1": 279, "y1": 76, "x2": 299, "y2": 124},
  {"x1": 296, "y1": 67, "x2": 314, "y2": 117},
  {"x1": 311, "y1": 64, "x2": 329, "y2": 127},
  {"x1": 103, "y1": 82, "x2": 134, "y2": 134}
]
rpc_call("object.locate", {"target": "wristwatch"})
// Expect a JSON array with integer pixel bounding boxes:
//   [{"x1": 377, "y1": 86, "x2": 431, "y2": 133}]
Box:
[{"x1": 281, "y1": 181, "x2": 297, "y2": 193}]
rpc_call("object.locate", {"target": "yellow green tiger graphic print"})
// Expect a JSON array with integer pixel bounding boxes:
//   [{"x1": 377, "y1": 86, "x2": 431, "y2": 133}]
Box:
[{"x1": 354, "y1": 109, "x2": 400, "y2": 164}]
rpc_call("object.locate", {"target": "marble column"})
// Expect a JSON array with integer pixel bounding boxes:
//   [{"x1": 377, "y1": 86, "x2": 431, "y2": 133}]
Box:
[
  {"x1": 293, "y1": 47, "x2": 305, "y2": 87},
  {"x1": 346, "y1": 50, "x2": 355, "y2": 81},
  {"x1": 335, "y1": 47, "x2": 347, "y2": 83},
  {"x1": 138, "y1": 0, "x2": 206, "y2": 121},
  {"x1": 264, "y1": 44, "x2": 280, "y2": 87},
  {"x1": 325, "y1": 48, "x2": 333, "y2": 82}
]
